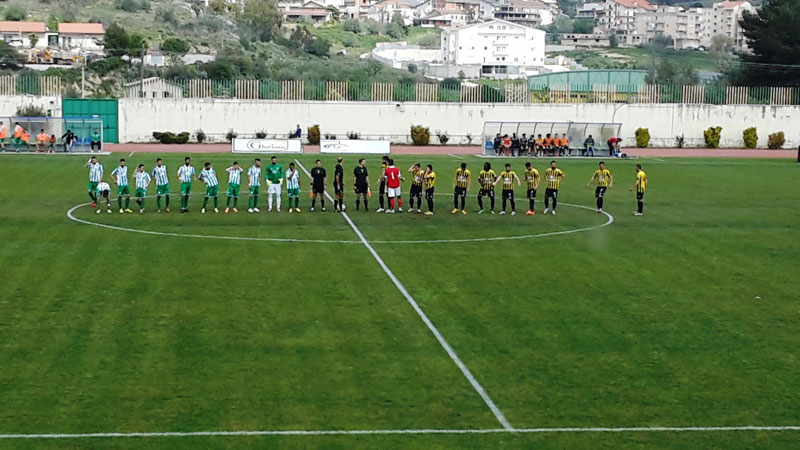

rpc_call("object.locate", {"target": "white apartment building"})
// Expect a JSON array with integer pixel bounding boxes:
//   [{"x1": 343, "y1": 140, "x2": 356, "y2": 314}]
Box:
[
  {"x1": 493, "y1": 0, "x2": 553, "y2": 27},
  {"x1": 643, "y1": 5, "x2": 708, "y2": 50},
  {"x1": 440, "y1": 19, "x2": 545, "y2": 77},
  {"x1": 599, "y1": 0, "x2": 655, "y2": 47},
  {"x1": 708, "y1": 1, "x2": 753, "y2": 51}
]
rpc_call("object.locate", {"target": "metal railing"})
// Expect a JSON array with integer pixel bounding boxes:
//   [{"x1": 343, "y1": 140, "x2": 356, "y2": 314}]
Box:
[{"x1": 1, "y1": 75, "x2": 800, "y2": 106}]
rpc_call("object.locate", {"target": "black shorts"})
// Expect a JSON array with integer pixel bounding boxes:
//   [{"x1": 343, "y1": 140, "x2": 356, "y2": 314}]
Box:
[
  {"x1": 379, "y1": 180, "x2": 386, "y2": 196},
  {"x1": 454, "y1": 187, "x2": 467, "y2": 197},
  {"x1": 410, "y1": 185, "x2": 422, "y2": 196},
  {"x1": 313, "y1": 185, "x2": 325, "y2": 194},
  {"x1": 355, "y1": 183, "x2": 368, "y2": 194},
  {"x1": 545, "y1": 188, "x2": 558, "y2": 198},
  {"x1": 502, "y1": 189, "x2": 514, "y2": 200},
  {"x1": 478, "y1": 189, "x2": 495, "y2": 198},
  {"x1": 527, "y1": 188, "x2": 537, "y2": 199},
  {"x1": 334, "y1": 183, "x2": 344, "y2": 195},
  {"x1": 636, "y1": 191, "x2": 645, "y2": 201},
  {"x1": 425, "y1": 187, "x2": 435, "y2": 200},
  {"x1": 595, "y1": 186, "x2": 607, "y2": 198}
]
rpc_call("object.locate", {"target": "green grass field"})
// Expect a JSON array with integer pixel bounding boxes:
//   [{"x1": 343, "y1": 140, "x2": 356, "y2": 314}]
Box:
[{"x1": 1, "y1": 153, "x2": 799, "y2": 449}]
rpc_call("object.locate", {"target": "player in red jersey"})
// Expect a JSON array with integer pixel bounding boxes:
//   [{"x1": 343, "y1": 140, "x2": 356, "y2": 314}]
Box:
[{"x1": 382, "y1": 158, "x2": 405, "y2": 213}]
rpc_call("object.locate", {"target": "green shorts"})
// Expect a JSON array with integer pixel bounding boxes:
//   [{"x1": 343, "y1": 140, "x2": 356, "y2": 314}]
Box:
[
  {"x1": 135, "y1": 188, "x2": 147, "y2": 198},
  {"x1": 287, "y1": 188, "x2": 300, "y2": 198},
  {"x1": 181, "y1": 182, "x2": 192, "y2": 195},
  {"x1": 156, "y1": 184, "x2": 170, "y2": 196},
  {"x1": 249, "y1": 185, "x2": 260, "y2": 196},
  {"x1": 205, "y1": 185, "x2": 219, "y2": 198},
  {"x1": 88, "y1": 181, "x2": 98, "y2": 192},
  {"x1": 227, "y1": 183, "x2": 240, "y2": 198},
  {"x1": 118, "y1": 185, "x2": 130, "y2": 196}
]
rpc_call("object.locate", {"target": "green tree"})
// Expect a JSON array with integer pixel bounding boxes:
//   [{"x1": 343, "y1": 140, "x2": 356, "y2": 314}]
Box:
[
  {"x1": 103, "y1": 23, "x2": 130, "y2": 57},
  {"x1": 237, "y1": 0, "x2": 282, "y2": 42},
  {"x1": 4, "y1": 3, "x2": 27, "y2": 21},
  {"x1": 306, "y1": 38, "x2": 331, "y2": 57},
  {"x1": 710, "y1": 34, "x2": 733, "y2": 53},
  {"x1": 572, "y1": 19, "x2": 595, "y2": 34},
  {"x1": 739, "y1": 0, "x2": 800, "y2": 85},
  {"x1": 343, "y1": 19, "x2": 361, "y2": 33},
  {"x1": 160, "y1": 37, "x2": 190, "y2": 54},
  {"x1": 0, "y1": 41, "x2": 24, "y2": 70}
]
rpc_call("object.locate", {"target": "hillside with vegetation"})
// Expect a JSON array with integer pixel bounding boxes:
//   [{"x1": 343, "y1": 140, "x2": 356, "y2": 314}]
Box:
[{"x1": 0, "y1": 0, "x2": 440, "y2": 96}]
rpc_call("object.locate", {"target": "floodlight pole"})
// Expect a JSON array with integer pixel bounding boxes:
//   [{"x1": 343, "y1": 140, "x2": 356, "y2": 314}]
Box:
[{"x1": 81, "y1": 63, "x2": 85, "y2": 98}]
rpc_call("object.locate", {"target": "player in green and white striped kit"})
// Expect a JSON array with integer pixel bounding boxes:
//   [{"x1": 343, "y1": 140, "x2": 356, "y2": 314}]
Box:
[
  {"x1": 177, "y1": 157, "x2": 195, "y2": 213},
  {"x1": 133, "y1": 164, "x2": 152, "y2": 214},
  {"x1": 247, "y1": 158, "x2": 262, "y2": 213},
  {"x1": 111, "y1": 158, "x2": 132, "y2": 213},
  {"x1": 199, "y1": 161, "x2": 220, "y2": 213},
  {"x1": 286, "y1": 162, "x2": 301, "y2": 213},
  {"x1": 86, "y1": 156, "x2": 104, "y2": 208},
  {"x1": 152, "y1": 157, "x2": 170, "y2": 213},
  {"x1": 225, "y1": 161, "x2": 243, "y2": 213}
]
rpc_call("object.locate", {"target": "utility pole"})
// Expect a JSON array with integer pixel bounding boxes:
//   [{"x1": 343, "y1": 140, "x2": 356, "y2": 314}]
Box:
[
  {"x1": 140, "y1": 43, "x2": 145, "y2": 98},
  {"x1": 81, "y1": 62, "x2": 85, "y2": 98}
]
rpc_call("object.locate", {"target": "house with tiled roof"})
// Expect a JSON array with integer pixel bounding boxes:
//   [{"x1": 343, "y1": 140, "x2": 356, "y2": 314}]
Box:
[
  {"x1": 0, "y1": 21, "x2": 50, "y2": 49},
  {"x1": 57, "y1": 23, "x2": 105, "y2": 52}
]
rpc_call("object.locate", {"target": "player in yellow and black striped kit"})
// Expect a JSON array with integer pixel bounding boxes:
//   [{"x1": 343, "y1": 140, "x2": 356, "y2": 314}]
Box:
[
  {"x1": 423, "y1": 164, "x2": 436, "y2": 215},
  {"x1": 408, "y1": 163, "x2": 425, "y2": 213},
  {"x1": 477, "y1": 162, "x2": 496, "y2": 214},
  {"x1": 523, "y1": 162, "x2": 540, "y2": 215},
  {"x1": 542, "y1": 160, "x2": 565, "y2": 215},
  {"x1": 586, "y1": 161, "x2": 613, "y2": 213},
  {"x1": 631, "y1": 164, "x2": 647, "y2": 216},
  {"x1": 452, "y1": 162, "x2": 471, "y2": 215},
  {"x1": 493, "y1": 163, "x2": 521, "y2": 215},
  {"x1": 375, "y1": 155, "x2": 390, "y2": 212}
]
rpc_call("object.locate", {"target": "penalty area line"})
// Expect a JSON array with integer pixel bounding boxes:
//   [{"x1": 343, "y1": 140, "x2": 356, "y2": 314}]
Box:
[
  {"x1": 2, "y1": 426, "x2": 799, "y2": 440},
  {"x1": 294, "y1": 159, "x2": 513, "y2": 430}
]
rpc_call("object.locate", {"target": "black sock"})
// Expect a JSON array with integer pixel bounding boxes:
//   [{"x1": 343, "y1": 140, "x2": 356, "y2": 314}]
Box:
[
  {"x1": 364, "y1": 199, "x2": 368, "y2": 210},
  {"x1": 356, "y1": 199, "x2": 360, "y2": 210},
  {"x1": 454, "y1": 196, "x2": 458, "y2": 209},
  {"x1": 545, "y1": 197, "x2": 550, "y2": 208},
  {"x1": 638, "y1": 201, "x2": 643, "y2": 213},
  {"x1": 502, "y1": 198, "x2": 507, "y2": 211},
  {"x1": 598, "y1": 197, "x2": 604, "y2": 209},
  {"x1": 409, "y1": 197, "x2": 414, "y2": 209},
  {"x1": 460, "y1": 195, "x2": 465, "y2": 210},
  {"x1": 379, "y1": 196, "x2": 384, "y2": 209},
  {"x1": 321, "y1": 198, "x2": 325, "y2": 208},
  {"x1": 529, "y1": 198, "x2": 534, "y2": 210},
  {"x1": 490, "y1": 196, "x2": 495, "y2": 210},
  {"x1": 312, "y1": 198, "x2": 316, "y2": 208},
  {"x1": 89, "y1": 192, "x2": 97, "y2": 202},
  {"x1": 427, "y1": 197, "x2": 433, "y2": 212},
  {"x1": 510, "y1": 199, "x2": 516, "y2": 212},
  {"x1": 553, "y1": 197, "x2": 558, "y2": 210},
  {"x1": 478, "y1": 196, "x2": 483, "y2": 210}
]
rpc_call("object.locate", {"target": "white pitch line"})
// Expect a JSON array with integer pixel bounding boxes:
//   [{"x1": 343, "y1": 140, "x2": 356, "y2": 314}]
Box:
[
  {"x1": 2, "y1": 425, "x2": 799, "y2": 439},
  {"x1": 449, "y1": 154, "x2": 465, "y2": 159},
  {"x1": 295, "y1": 159, "x2": 513, "y2": 430},
  {"x1": 128, "y1": 151, "x2": 135, "y2": 157}
]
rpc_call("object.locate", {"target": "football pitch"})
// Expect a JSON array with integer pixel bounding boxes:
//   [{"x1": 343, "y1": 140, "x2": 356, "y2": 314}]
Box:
[{"x1": 1, "y1": 153, "x2": 798, "y2": 449}]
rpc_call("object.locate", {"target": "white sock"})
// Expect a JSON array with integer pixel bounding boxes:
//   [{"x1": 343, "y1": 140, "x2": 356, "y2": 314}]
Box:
[
  {"x1": 277, "y1": 196, "x2": 281, "y2": 209},
  {"x1": 268, "y1": 195, "x2": 273, "y2": 209}
]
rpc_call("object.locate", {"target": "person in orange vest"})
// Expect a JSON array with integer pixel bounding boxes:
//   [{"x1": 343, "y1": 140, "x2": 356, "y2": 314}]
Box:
[
  {"x1": 36, "y1": 129, "x2": 48, "y2": 152},
  {"x1": 48, "y1": 134, "x2": 56, "y2": 153},
  {"x1": 13, "y1": 122, "x2": 25, "y2": 152},
  {"x1": 0, "y1": 121, "x2": 6, "y2": 150},
  {"x1": 501, "y1": 134, "x2": 512, "y2": 156}
]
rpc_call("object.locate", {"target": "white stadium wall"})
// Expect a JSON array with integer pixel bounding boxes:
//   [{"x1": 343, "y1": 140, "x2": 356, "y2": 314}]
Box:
[
  {"x1": 0, "y1": 95, "x2": 61, "y2": 118},
  {"x1": 118, "y1": 98, "x2": 800, "y2": 148}
]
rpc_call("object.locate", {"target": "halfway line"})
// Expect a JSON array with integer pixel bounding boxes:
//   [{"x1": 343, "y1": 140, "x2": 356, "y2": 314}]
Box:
[{"x1": 295, "y1": 159, "x2": 513, "y2": 430}]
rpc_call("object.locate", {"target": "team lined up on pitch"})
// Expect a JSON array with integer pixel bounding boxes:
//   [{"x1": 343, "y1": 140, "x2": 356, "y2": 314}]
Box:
[{"x1": 84, "y1": 155, "x2": 648, "y2": 216}]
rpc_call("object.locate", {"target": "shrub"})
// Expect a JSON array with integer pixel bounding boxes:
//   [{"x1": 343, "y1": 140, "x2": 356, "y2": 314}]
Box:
[
  {"x1": 436, "y1": 130, "x2": 449, "y2": 145},
  {"x1": 635, "y1": 128, "x2": 650, "y2": 148},
  {"x1": 410, "y1": 125, "x2": 430, "y2": 145},
  {"x1": 307, "y1": 124, "x2": 320, "y2": 145},
  {"x1": 255, "y1": 130, "x2": 267, "y2": 139},
  {"x1": 160, "y1": 37, "x2": 190, "y2": 54},
  {"x1": 347, "y1": 131, "x2": 360, "y2": 140},
  {"x1": 195, "y1": 129, "x2": 206, "y2": 143},
  {"x1": 225, "y1": 129, "x2": 238, "y2": 142},
  {"x1": 4, "y1": 4, "x2": 27, "y2": 21},
  {"x1": 742, "y1": 127, "x2": 757, "y2": 149},
  {"x1": 343, "y1": 19, "x2": 361, "y2": 33},
  {"x1": 152, "y1": 131, "x2": 190, "y2": 144},
  {"x1": 704, "y1": 126, "x2": 722, "y2": 148},
  {"x1": 767, "y1": 131, "x2": 785, "y2": 149},
  {"x1": 15, "y1": 104, "x2": 47, "y2": 117}
]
